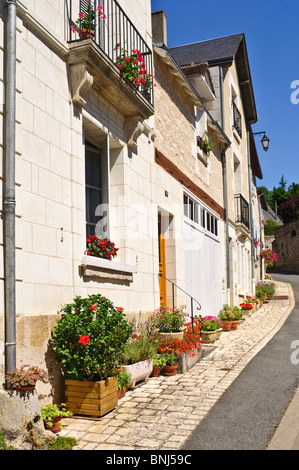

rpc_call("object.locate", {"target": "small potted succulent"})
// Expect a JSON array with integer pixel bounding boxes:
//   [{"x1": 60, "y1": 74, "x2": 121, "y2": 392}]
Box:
[
  {"x1": 163, "y1": 353, "x2": 178, "y2": 376},
  {"x1": 41, "y1": 403, "x2": 73, "y2": 434},
  {"x1": 5, "y1": 365, "x2": 49, "y2": 391},
  {"x1": 150, "y1": 355, "x2": 167, "y2": 377}
]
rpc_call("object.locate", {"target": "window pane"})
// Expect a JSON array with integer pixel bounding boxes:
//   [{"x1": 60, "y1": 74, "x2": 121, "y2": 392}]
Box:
[
  {"x1": 215, "y1": 219, "x2": 218, "y2": 236},
  {"x1": 207, "y1": 213, "x2": 210, "y2": 231},
  {"x1": 201, "y1": 208, "x2": 205, "y2": 228},
  {"x1": 184, "y1": 195, "x2": 188, "y2": 217},
  {"x1": 85, "y1": 149, "x2": 101, "y2": 188},
  {"x1": 194, "y1": 203, "x2": 199, "y2": 224},
  {"x1": 86, "y1": 187, "x2": 101, "y2": 225}
]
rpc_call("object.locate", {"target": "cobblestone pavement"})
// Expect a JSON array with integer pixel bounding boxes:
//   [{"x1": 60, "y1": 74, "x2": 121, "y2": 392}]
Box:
[{"x1": 60, "y1": 280, "x2": 295, "y2": 451}]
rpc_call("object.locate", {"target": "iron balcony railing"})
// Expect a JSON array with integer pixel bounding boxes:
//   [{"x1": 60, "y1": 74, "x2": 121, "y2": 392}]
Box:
[
  {"x1": 234, "y1": 194, "x2": 250, "y2": 230},
  {"x1": 232, "y1": 101, "x2": 242, "y2": 138},
  {"x1": 67, "y1": 0, "x2": 154, "y2": 105}
]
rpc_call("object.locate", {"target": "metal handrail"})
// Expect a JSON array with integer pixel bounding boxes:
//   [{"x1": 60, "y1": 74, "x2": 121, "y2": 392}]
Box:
[{"x1": 158, "y1": 273, "x2": 201, "y2": 332}]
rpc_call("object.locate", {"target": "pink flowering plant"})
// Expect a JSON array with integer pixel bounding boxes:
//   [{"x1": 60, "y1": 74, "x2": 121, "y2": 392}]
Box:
[
  {"x1": 115, "y1": 45, "x2": 156, "y2": 98},
  {"x1": 51, "y1": 294, "x2": 133, "y2": 381},
  {"x1": 197, "y1": 135, "x2": 214, "y2": 154},
  {"x1": 149, "y1": 306, "x2": 186, "y2": 333},
  {"x1": 5, "y1": 365, "x2": 49, "y2": 389},
  {"x1": 85, "y1": 235, "x2": 119, "y2": 260},
  {"x1": 73, "y1": 2, "x2": 106, "y2": 32},
  {"x1": 199, "y1": 316, "x2": 222, "y2": 331},
  {"x1": 219, "y1": 304, "x2": 242, "y2": 321},
  {"x1": 259, "y1": 249, "x2": 278, "y2": 267}
]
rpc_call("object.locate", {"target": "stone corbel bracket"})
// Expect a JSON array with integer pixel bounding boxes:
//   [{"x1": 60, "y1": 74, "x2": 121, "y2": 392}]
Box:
[
  {"x1": 124, "y1": 116, "x2": 145, "y2": 150},
  {"x1": 69, "y1": 61, "x2": 94, "y2": 107}
]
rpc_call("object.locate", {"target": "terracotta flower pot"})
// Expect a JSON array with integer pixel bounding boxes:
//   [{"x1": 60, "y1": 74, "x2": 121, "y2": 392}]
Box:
[
  {"x1": 80, "y1": 29, "x2": 94, "y2": 39},
  {"x1": 118, "y1": 388, "x2": 126, "y2": 399},
  {"x1": 14, "y1": 384, "x2": 35, "y2": 391},
  {"x1": 150, "y1": 366, "x2": 161, "y2": 377},
  {"x1": 164, "y1": 364, "x2": 178, "y2": 376},
  {"x1": 43, "y1": 417, "x2": 62, "y2": 434},
  {"x1": 230, "y1": 320, "x2": 239, "y2": 331},
  {"x1": 220, "y1": 321, "x2": 234, "y2": 332}
]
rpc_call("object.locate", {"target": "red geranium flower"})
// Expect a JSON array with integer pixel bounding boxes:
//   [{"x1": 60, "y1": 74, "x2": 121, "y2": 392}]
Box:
[{"x1": 78, "y1": 335, "x2": 90, "y2": 346}]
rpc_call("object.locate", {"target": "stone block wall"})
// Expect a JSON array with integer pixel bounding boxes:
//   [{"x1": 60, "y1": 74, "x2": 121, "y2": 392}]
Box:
[{"x1": 272, "y1": 219, "x2": 299, "y2": 273}]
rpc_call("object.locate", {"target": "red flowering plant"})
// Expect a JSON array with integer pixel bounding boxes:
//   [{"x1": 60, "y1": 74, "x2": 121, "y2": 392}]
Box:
[
  {"x1": 51, "y1": 294, "x2": 133, "y2": 381},
  {"x1": 239, "y1": 302, "x2": 253, "y2": 311},
  {"x1": 115, "y1": 45, "x2": 156, "y2": 99},
  {"x1": 72, "y1": 2, "x2": 106, "y2": 33},
  {"x1": 158, "y1": 319, "x2": 201, "y2": 358},
  {"x1": 85, "y1": 235, "x2": 119, "y2": 260}
]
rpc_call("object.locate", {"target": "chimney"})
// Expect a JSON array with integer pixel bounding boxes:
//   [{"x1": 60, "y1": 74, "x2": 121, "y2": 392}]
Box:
[{"x1": 152, "y1": 10, "x2": 167, "y2": 46}]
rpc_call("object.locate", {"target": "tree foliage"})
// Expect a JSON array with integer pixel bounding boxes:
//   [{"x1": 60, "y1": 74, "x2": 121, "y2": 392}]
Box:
[{"x1": 258, "y1": 175, "x2": 299, "y2": 223}]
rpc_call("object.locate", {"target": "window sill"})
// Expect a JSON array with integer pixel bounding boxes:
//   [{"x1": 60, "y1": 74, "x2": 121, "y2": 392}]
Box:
[
  {"x1": 196, "y1": 148, "x2": 209, "y2": 165},
  {"x1": 80, "y1": 255, "x2": 137, "y2": 282}
]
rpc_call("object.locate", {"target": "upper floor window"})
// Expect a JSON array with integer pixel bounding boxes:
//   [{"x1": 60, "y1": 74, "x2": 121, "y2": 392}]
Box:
[
  {"x1": 184, "y1": 193, "x2": 219, "y2": 237},
  {"x1": 231, "y1": 88, "x2": 242, "y2": 138}
]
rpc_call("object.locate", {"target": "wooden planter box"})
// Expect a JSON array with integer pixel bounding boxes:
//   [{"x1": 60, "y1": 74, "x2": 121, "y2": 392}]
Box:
[{"x1": 65, "y1": 376, "x2": 118, "y2": 418}]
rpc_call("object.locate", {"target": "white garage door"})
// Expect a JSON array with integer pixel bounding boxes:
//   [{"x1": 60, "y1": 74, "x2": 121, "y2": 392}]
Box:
[{"x1": 184, "y1": 194, "x2": 222, "y2": 319}]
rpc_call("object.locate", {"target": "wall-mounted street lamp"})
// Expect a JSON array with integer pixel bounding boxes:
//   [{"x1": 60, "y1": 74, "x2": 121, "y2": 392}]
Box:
[{"x1": 253, "y1": 131, "x2": 270, "y2": 152}]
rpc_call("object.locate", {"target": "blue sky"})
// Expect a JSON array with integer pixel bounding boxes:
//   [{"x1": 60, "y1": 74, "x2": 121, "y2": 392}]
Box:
[{"x1": 151, "y1": 0, "x2": 299, "y2": 191}]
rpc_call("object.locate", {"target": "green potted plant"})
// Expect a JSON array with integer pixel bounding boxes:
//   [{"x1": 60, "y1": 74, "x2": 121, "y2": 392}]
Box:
[
  {"x1": 5, "y1": 365, "x2": 49, "y2": 392},
  {"x1": 117, "y1": 370, "x2": 131, "y2": 399},
  {"x1": 199, "y1": 316, "x2": 222, "y2": 343},
  {"x1": 150, "y1": 355, "x2": 167, "y2": 377},
  {"x1": 85, "y1": 235, "x2": 119, "y2": 260},
  {"x1": 219, "y1": 305, "x2": 238, "y2": 332},
  {"x1": 150, "y1": 306, "x2": 187, "y2": 340},
  {"x1": 162, "y1": 353, "x2": 179, "y2": 376},
  {"x1": 50, "y1": 294, "x2": 133, "y2": 417},
  {"x1": 41, "y1": 403, "x2": 73, "y2": 434}
]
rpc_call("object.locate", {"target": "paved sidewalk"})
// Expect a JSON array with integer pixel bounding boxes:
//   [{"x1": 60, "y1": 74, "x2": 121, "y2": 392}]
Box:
[{"x1": 60, "y1": 280, "x2": 295, "y2": 450}]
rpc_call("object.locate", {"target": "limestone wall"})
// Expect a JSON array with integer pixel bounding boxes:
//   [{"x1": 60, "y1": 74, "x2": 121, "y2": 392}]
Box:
[{"x1": 272, "y1": 220, "x2": 299, "y2": 273}]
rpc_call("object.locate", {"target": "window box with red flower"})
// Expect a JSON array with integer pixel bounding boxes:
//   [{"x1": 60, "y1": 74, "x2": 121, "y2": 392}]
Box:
[{"x1": 81, "y1": 235, "x2": 137, "y2": 282}]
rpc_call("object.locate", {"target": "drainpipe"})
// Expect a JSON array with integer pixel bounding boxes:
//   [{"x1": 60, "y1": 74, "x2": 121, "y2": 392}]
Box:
[
  {"x1": 219, "y1": 65, "x2": 230, "y2": 304},
  {"x1": 4, "y1": 0, "x2": 17, "y2": 386},
  {"x1": 222, "y1": 145, "x2": 230, "y2": 304},
  {"x1": 247, "y1": 124, "x2": 255, "y2": 295}
]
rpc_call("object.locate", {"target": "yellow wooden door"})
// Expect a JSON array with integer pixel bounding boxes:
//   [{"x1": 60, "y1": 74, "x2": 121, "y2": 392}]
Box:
[{"x1": 158, "y1": 216, "x2": 167, "y2": 309}]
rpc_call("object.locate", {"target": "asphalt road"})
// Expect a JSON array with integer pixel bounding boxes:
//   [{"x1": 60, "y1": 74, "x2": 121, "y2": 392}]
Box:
[{"x1": 182, "y1": 272, "x2": 299, "y2": 450}]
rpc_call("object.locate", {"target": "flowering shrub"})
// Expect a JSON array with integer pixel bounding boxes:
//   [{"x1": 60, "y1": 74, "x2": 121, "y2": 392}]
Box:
[
  {"x1": 256, "y1": 281, "x2": 275, "y2": 300},
  {"x1": 85, "y1": 235, "x2": 119, "y2": 259},
  {"x1": 73, "y1": 2, "x2": 106, "y2": 32},
  {"x1": 149, "y1": 306, "x2": 186, "y2": 333},
  {"x1": 259, "y1": 249, "x2": 278, "y2": 267},
  {"x1": 199, "y1": 316, "x2": 222, "y2": 331},
  {"x1": 196, "y1": 135, "x2": 214, "y2": 154},
  {"x1": 5, "y1": 365, "x2": 49, "y2": 388},
  {"x1": 157, "y1": 322, "x2": 201, "y2": 358},
  {"x1": 115, "y1": 45, "x2": 156, "y2": 98},
  {"x1": 245, "y1": 296, "x2": 258, "y2": 305},
  {"x1": 240, "y1": 302, "x2": 253, "y2": 311},
  {"x1": 51, "y1": 294, "x2": 133, "y2": 381},
  {"x1": 219, "y1": 304, "x2": 242, "y2": 321}
]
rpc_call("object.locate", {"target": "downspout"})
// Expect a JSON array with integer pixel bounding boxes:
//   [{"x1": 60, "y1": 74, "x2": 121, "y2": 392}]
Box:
[
  {"x1": 4, "y1": 0, "x2": 17, "y2": 386},
  {"x1": 247, "y1": 124, "x2": 255, "y2": 295},
  {"x1": 219, "y1": 65, "x2": 230, "y2": 304},
  {"x1": 222, "y1": 145, "x2": 230, "y2": 304}
]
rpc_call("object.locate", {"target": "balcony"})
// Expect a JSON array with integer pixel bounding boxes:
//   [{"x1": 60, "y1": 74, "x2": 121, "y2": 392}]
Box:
[
  {"x1": 234, "y1": 194, "x2": 250, "y2": 231},
  {"x1": 232, "y1": 101, "x2": 242, "y2": 138},
  {"x1": 66, "y1": 0, "x2": 154, "y2": 120}
]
